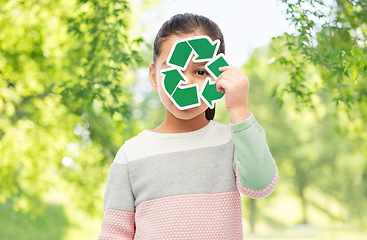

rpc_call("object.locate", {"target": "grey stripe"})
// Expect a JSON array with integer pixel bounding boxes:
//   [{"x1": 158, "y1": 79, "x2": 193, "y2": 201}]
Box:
[
  {"x1": 104, "y1": 163, "x2": 135, "y2": 211},
  {"x1": 128, "y1": 140, "x2": 237, "y2": 207}
]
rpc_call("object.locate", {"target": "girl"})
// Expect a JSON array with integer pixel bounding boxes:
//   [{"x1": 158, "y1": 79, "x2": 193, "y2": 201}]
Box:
[{"x1": 99, "y1": 13, "x2": 279, "y2": 239}]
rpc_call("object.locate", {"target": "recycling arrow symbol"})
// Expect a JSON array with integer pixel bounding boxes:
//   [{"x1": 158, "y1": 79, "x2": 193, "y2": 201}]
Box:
[{"x1": 160, "y1": 35, "x2": 229, "y2": 110}]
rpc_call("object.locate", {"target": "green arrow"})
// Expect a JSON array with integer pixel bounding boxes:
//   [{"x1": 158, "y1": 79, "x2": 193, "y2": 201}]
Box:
[
  {"x1": 161, "y1": 68, "x2": 200, "y2": 110},
  {"x1": 173, "y1": 85, "x2": 200, "y2": 109},
  {"x1": 188, "y1": 36, "x2": 219, "y2": 61},
  {"x1": 200, "y1": 78, "x2": 225, "y2": 109},
  {"x1": 167, "y1": 41, "x2": 193, "y2": 69},
  {"x1": 162, "y1": 36, "x2": 228, "y2": 110},
  {"x1": 205, "y1": 53, "x2": 229, "y2": 79},
  {"x1": 161, "y1": 68, "x2": 184, "y2": 95}
]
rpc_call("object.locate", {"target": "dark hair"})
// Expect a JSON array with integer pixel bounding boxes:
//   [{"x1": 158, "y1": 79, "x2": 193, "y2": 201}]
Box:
[{"x1": 153, "y1": 13, "x2": 225, "y2": 121}]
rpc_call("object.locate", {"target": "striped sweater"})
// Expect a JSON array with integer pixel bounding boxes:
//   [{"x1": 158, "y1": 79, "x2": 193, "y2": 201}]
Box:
[{"x1": 98, "y1": 113, "x2": 279, "y2": 239}]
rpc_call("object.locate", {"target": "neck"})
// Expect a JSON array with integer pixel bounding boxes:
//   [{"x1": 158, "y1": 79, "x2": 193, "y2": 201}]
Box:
[{"x1": 153, "y1": 110, "x2": 210, "y2": 133}]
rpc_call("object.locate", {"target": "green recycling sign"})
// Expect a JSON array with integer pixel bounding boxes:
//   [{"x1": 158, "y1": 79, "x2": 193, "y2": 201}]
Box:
[{"x1": 160, "y1": 35, "x2": 229, "y2": 110}]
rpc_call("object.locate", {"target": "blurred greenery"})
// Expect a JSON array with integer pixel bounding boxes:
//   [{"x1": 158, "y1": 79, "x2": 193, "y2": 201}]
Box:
[
  {"x1": 0, "y1": 0, "x2": 146, "y2": 224},
  {"x1": 237, "y1": 37, "x2": 367, "y2": 234},
  {"x1": 0, "y1": 0, "x2": 366, "y2": 239},
  {"x1": 275, "y1": 0, "x2": 367, "y2": 111},
  {"x1": 0, "y1": 199, "x2": 69, "y2": 240}
]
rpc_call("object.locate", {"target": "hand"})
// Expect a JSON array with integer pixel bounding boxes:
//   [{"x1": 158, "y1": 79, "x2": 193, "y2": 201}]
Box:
[{"x1": 215, "y1": 66, "x2": 251, "y2": 123}]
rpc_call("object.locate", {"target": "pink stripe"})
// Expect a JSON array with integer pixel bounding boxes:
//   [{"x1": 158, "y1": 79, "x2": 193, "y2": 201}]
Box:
[
  {"x1": 98, "y1": 209, "x2": 135, "y2": 240},
  {"x1": 235, "y1": 166, "x2": 279, "y2": 199},
  {"x1": 134, "y1": 191, "x2": 243, "y2": 239}
]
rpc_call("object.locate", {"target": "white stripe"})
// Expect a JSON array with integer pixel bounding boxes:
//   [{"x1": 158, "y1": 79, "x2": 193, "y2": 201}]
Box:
[{"x1": 114, "y1": 120, "x2": 232, "y2": 163}]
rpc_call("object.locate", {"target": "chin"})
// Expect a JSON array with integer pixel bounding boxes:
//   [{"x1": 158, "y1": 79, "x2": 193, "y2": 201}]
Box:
[
  {"x1": 167, "y1": 104, "x2": 207, "y2": 120},
  {"x1": 162, "y1": 96, "x2": 208, "y2": 120},
  {"x1": 172, "y1": 111, "x2": 200, "y2": 120}
]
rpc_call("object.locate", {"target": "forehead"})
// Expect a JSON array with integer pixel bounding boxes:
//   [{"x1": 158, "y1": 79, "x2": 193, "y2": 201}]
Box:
[
  {"x1": 158, "y1": 33, "x2": 206, "y2": 67},
  {"x1": 160, "y1": 35, "x2": 190, "y2": 55}
]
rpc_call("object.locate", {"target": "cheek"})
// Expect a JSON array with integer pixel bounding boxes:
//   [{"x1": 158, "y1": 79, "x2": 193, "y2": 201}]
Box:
[
  {"x1": 156, "y1": 73, "x2": 165, "y2": 93},
  {"x1": 156, "y1": 74, "x2": 172, "y2": 105}
]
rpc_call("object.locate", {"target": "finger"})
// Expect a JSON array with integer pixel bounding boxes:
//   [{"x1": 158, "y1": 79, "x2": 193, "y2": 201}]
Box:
[
  {"x1": 215, "y1": 71, "x2": 236, "y2": 84},
  {"x1": 219, "y1": 66, "x2": 246, "y2": 77},
  {"x1": 218, "y1": 66, "x2": 242, "y2": 75},
  {"x1": 218, "y1": 66, "x2": 240, "y2": 72},
  {"x1": 218, "y1": 66, "x2": 234, "y2": 71},
  {"x1": 214, "y1": 74, "x2": 222, "y2": 84},
  {"x1": 215, "y1": 78, "x2": 231, "y2": 92},
  {"x1": 214, "y1": 75, "x2": 221, "y2": 84},
  {"x1": 217, "y1": 86, "x2": 225, "y2": 93},
  {"x1": 218, "y1": 66, "x2": 229, "y2": 72}
]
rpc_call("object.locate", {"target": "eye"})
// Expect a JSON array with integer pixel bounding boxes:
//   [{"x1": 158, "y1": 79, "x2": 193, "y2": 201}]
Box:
[{"x1": 195, "y1": 70, "x2": 209, "y2": 76}]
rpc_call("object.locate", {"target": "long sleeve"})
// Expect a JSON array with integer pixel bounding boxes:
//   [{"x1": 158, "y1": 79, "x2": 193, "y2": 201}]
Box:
[
  {"x1": 99, "y1": 147, "x2": 136, "y2": 239},
  {"x1": 230, "y1": 113, "x2": 279, "y2": 199}
]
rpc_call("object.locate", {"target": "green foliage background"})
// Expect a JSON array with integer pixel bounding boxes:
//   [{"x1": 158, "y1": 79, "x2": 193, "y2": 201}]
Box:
[
  {"x1": 0, "y1": 0, "x2": 145, "y2": 237},
  {"x1": 0, "y1": 0, "x2": 366, "y2": 239}
]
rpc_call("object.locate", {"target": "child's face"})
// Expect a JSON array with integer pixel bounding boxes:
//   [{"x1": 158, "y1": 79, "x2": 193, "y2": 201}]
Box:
[{"x1": 149, "y1": 33, "x2": 215, "y2": 120}]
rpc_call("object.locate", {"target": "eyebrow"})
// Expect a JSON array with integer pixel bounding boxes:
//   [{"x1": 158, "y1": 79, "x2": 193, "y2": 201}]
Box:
[
  {"x1": 161, "y1": 61, "x2": 207, "y2": 67},
  {"x1": 193, "y1": 62, "x2": 207, "y2": 66}
]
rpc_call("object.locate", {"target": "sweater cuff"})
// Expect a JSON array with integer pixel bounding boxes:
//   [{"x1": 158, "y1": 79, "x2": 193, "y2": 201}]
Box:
[{"x1": 230, "y1": 112, "x2": 256, "y2": 133}]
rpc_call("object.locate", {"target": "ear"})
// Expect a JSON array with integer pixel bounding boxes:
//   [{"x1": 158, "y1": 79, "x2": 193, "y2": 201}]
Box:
[{"x1": 149, "y1": 63, "x2": 158, "y2": 92}]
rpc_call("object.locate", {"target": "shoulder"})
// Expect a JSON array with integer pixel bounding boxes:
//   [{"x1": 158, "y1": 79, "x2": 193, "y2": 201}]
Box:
[
  {"x1": 210, "y1": 120, "x2": 231, "y2": 131},
  {"x1": 113, "y1": 143, "x2": 128, "y2": 164},
  {"x1": 113, "y1": 131, "x2": 148, "y2": 164},
  {"x1": 205, "y1": 120, "x2": 231, "y2": 139}
]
